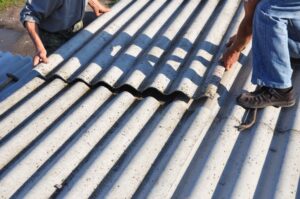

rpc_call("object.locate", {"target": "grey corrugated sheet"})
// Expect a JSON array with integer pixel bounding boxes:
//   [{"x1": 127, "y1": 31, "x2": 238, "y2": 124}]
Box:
[
  {"x1": 0, "y1": 51, "x2": 32, "y2": 92},
  {"x1": 33, "y1": 0, "x2": 250, "y2": 99},
  {"x1": 0, "y1": 57, "x2": 299, "y2": 199},
  {"x1": 0, "y1": 0, "x2": 299, "y2": 199}
]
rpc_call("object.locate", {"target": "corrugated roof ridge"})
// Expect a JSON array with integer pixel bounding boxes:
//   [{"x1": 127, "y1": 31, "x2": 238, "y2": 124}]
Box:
[
  {"x1": 0, "y1": 1, "x2": 252, "y2": 106},
  {"x1": 2, "y1": 0, "x2": 299, "y2": 198},
  {"x1": 0, "y1": 52, "x2": 246, "y2": 196},
  {"x1": 0, "y1": 51, "x2": 32, "y2": 92},
  {"x1": 23, "y1": 0, "x2": 250, "y2": 101},
  {"x1": 33, "y1": 0, "x2": 134, "y2": 77},
  {"x1": 0, "y1": 59, "x2": 298, "y2": 199},
  {"x1": 277, "y1": 128, "x2": 300, "y2": 134}
]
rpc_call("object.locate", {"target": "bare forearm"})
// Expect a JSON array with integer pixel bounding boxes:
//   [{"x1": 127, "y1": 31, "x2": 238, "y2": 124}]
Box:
[
  {"x1": 221, "y1": 0, "x2": 260, "y2": 70},
  {"x1": 232, "y1": 0, "x2": 260, "y2": 52},
  {"x1": 25, "y1": 21, "x2": 45, "y2": 51},
  {"x1": 232, "y1": 18, "x2": 253, "y2": 52},
  {"x1": 88, "y1": 0, "x2": 99, "y2": 9},
  {"x1": 25, "y1": 21, "x2": 48, "y2": 66}
]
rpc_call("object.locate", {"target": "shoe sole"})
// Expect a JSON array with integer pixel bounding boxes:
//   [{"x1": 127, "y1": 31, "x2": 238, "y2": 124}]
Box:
[{"x1": 237, "y1": 99, "x2": 296, "y2": 109}]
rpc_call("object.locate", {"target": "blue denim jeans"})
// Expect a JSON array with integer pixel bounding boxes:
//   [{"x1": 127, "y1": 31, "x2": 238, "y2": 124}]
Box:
[{"x1": 252, "y1": 0, "x2": 300, "y2": 89}]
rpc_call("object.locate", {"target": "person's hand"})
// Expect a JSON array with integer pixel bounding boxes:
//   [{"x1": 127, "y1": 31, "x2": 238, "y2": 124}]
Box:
[
  {"x1": 89, "y1": 0, "x2": 111, "y2": 17},
  {"x1": 222, "y1": 47, "x2": 241, "y2": 71},
  {"x1": 226, "y1": 35, "x2": 237, "y2": 48},
  {"x1": 93, "y1": 3, "x2": 110, "y2": 17},
  {"x1": 33, "y1": 47, "x2": 48, "y2": 67},
  {"x1": 221, "y1": 35, "x2": 241, "y2": 70}
]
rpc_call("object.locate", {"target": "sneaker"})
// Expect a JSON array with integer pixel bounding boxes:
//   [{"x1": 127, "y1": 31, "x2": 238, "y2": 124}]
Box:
[
  {"x1": 291, "y1": 58, "x2": 300, "y2": 65},
  {"x1": 237, "y1": 86, "x2": 296, "y2": 109}
]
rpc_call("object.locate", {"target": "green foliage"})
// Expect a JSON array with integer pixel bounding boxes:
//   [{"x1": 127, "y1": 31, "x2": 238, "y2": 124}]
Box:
[
  {"x1": 0, "y1": 0, "x2": 118, "y2": 11},
  {"x1": 0, "y1": 0, "x2": 23, "y2": 10}
]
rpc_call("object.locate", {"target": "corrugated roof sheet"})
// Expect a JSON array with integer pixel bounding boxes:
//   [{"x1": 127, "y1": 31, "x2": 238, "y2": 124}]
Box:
[
  {"x1": 32, "y1": 0, "x2": 250, "y2": 99},
  {"x1": 0, "y1": 0, "x2": 299, "y2": 199},
  {"x1": 0, "y1": 59, "x2": 299, "y2": 199},
  {"x1": 0, "y1": 51, "x2": 32, "y2": 91}
]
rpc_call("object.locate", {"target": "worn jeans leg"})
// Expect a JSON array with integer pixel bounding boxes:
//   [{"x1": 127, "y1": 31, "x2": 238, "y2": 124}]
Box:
[{"x1": 251, "y1": 0, "x2": 300, "y2": 89}]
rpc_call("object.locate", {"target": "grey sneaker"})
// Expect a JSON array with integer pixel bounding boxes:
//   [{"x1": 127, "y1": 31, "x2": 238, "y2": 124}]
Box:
[{"x1": 237, "y1": 86, "x2": 296, "y2": 109}]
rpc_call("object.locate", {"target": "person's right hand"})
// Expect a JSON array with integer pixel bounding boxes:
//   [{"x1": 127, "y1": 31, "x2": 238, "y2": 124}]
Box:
[
  {"x1": 93, "y1": 3, "x2": 110, "y2": 17},
  {"x1": 33, "y1": 47, "x2": 48, "y2": 67},
  {"x1": 89, "y1": 0, "x2": 110, "y2": 17},
  {"x1": 226, "y1": 35, "x2": 237, "y2": 48},
  {"x1": 221, "y1": 35, "x2": 241, "y2": 71}
]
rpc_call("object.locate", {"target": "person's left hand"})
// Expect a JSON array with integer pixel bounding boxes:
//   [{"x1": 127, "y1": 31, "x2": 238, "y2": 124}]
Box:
[
  {"x1": 33, "y1": 46, "x2": 48, "y2": 67},
  {"x1": 89, "y1": 0, "x2": 111, "y2": 17}
]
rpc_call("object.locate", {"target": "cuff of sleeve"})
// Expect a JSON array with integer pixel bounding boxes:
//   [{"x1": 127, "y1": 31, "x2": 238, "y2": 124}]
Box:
[{"x1": 21, "y1": 15, "x2": 40, "y2": 27}]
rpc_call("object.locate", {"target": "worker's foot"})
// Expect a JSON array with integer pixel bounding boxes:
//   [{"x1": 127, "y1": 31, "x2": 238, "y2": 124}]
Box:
[
  {"x1": 291, "y1": 57, "x2": 300, "y2": 65},
  {"x1": 237, "y1": 86, "x2": 296, "y2": 109}
]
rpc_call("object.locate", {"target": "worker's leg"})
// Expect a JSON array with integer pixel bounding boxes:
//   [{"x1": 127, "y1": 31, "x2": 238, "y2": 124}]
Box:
[
  {"x1": 251, "y1": 1, "x2": 293, "y2": 89},
  {"x1": 237, "y1": 0, "x2": 300, "y2": 108}
]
